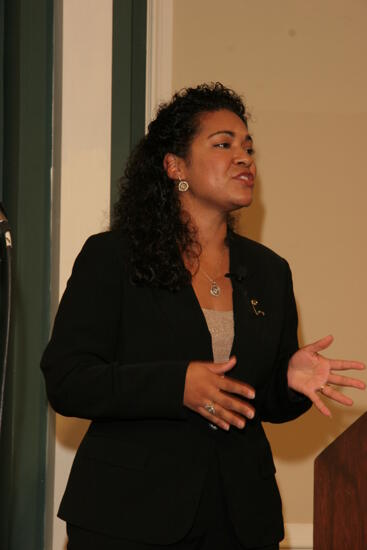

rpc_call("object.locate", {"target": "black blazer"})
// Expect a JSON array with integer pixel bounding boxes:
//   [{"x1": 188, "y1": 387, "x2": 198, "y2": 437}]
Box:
[{"x1": 41, "y1": 230, "x2": 311, "y2": 547}]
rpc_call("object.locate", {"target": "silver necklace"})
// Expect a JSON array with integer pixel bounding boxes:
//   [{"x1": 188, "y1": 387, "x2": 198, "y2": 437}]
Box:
[{"x1": 200, "y1": 268, "x2": 221, "y2": 297}]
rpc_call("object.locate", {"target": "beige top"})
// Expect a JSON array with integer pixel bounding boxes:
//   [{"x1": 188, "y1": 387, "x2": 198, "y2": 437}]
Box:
[{"x1": 202, "y1": 308, "x2": 234, "y2": 363}]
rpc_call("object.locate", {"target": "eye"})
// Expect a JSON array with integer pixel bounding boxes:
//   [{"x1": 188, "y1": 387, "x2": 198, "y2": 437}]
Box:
[
  {"x1": 214, "y1": 142, "x2": 231, "y2": 149},
  {"x1": 246, "y1": 147, "x2": 255, "y2": 155}
]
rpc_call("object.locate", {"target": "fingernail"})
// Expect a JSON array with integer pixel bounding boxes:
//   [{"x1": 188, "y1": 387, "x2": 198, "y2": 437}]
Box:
[
  {"x1": 237, "y1": 421, "x2": 245, "y2": 429},
  {"x1": 248, "y1": 392, "x2": 255, "y2": 399},
  {"x1": 246, "y1": 410, "x2": 254, "y2": 419}
]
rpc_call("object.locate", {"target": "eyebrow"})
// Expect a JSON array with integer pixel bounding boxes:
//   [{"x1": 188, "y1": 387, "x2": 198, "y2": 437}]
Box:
[{"x1": 208, "y1": 130, "x2": 253, "y2": 142}]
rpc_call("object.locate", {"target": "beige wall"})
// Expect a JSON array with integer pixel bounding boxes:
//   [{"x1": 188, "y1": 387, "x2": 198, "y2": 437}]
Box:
[
  {"x1": 172, "y1": 0, "x2": 367, "y2": 544},
  {"x1": 51, "y1": 1, "x2": 112, "y2": 549}
]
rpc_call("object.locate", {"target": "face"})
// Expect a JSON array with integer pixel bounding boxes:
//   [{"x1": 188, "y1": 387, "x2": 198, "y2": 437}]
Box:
[{"x1": 177, "y1": 109, "x2": 256, "y2": 214}]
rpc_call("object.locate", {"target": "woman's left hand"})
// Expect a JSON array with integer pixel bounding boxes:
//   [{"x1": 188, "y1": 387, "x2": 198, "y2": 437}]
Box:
[{"x1": 287, "y1": 334, "x2": 366, "y2": 417}]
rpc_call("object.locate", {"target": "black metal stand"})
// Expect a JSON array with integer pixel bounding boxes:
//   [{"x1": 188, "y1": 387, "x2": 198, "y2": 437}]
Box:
[{"x1": 0, "y1": 202, "x2": 12, "y2": 439}]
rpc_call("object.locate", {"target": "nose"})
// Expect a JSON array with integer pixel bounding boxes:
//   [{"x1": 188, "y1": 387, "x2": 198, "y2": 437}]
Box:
[{"x1": 234, "y1": 149, "x2": 253, "y2": 167}]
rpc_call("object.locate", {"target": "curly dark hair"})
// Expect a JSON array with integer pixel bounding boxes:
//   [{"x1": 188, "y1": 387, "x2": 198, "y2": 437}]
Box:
[{"x1": 112, "y1": 82, "x2": 248, "y2": 290}]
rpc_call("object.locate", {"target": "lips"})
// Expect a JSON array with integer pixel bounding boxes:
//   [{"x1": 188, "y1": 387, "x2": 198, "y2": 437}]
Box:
[{"x1": 232, "y1": 172, "x2": 255, "y2": 186}]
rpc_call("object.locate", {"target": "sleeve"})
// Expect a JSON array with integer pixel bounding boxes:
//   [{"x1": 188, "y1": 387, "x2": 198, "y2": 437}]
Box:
[
  {"x1": 256, "y1": 260, "x2": 312, "y2": 423},
  {"x1": 40, "y1": 233, "x2": 189, "y2": 421}
]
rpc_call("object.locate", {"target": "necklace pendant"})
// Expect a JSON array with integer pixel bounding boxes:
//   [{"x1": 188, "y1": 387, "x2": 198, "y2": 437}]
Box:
[{"x1": 210, "y1": 282, "x2": 221, "y2": 297}]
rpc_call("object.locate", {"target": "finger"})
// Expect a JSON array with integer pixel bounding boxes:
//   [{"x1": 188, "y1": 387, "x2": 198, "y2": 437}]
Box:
[
  {"x1": 216, "y1": 392, "x2": 255, "y2": 420},
  {"x1": 306, "y1": 334, "x2": 334, "y2": 354},
  {"x1": 327, "y1": 373, "x2": 366, "y2": 389},
  {"x1": 197, "y1": 405, "x2": 230, "y2": 431},
  {"x1": 208, "y1": 356, "x2": 237, "y2": 375},
  {"x1": 321, "y1": 385, "x2": 354, "y2": 406},
  {"x1": 219, "y1": 376, "x2": 256, "y2": 400},
  {"x1": 328, "y1": 359, "x2": 366, "y2": 371},
  {"x1": 212, "y1": 403, "x2": 247, "y2": 429},
  {"x1": 309, "y1": 392, "x2": 332, "y2": 417}
]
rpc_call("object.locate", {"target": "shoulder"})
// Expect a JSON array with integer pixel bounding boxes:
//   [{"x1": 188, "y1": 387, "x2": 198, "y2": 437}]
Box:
[
  {"x1": 69, "y1": 230, "x2": 129, "y2": 281},
  {"x1": 80, "y1": 229, "x2": 126, "y2": 254},
  {"x1": 75, "y1": 230, "x2": 127, "y2": 262},
  {"x1": 229, "y1": 232, "x2": 296, "y2": 308},
  {"x1": 229, "y1": 231, "x2": 289, "y2": 274}
]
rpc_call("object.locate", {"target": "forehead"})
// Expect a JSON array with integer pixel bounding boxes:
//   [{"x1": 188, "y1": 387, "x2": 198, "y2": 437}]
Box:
[{"x1": 195, "y1": 109, "x2": 249, "y2": 138}]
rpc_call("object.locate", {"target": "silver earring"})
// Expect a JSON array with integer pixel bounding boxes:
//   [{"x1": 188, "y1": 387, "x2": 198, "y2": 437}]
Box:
[{"x1": 178, "y1": 179, "x2": 189, "y2": 192}]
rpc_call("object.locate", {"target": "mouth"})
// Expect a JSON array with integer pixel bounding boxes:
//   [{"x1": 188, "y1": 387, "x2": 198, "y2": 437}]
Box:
[{"x1": 232, "y1": 172, "x2": 255, "y2": 186}]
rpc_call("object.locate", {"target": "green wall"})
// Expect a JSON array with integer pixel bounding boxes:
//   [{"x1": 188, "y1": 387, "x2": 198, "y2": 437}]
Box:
[
  {"x1": 0, "y1": 1, "x2": 53, "y2": 549},
  {"x1": 110, "y1": 0, "x2": 147, "y2": 210}
]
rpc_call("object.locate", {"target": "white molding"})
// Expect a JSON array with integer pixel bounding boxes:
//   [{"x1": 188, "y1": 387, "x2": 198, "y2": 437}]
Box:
[
  {"x1": 145, "y1": 0, "x2": 173, "y2": 128},
  {"x1": 280, "y1": 523, "x2": 313, "y2": 549}
]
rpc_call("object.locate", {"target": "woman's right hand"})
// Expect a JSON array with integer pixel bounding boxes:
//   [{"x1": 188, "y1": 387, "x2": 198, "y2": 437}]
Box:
[{"x1": 183, "y1": 356, "x2": 256, "y2": 431}]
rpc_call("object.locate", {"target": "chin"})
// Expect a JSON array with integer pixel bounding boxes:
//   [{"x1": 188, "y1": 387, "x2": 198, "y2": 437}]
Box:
[
  {"x1": 232, "y1": 194, "x2": 254, "y2": 210},
  {"x1": 227, "y1": 201, "x2": 252, "y2": 214}
]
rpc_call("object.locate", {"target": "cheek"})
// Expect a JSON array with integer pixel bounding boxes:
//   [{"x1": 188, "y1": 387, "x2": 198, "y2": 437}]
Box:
[
  {"x1": 191, "y1": 159, "x2": 219, "y2": 182},
  {"x1": 204, "y1": 156, "x2": 229, "y2": 177},
  {"x1": 186, "y1": 152, "x2": 229, "y2": 186}
]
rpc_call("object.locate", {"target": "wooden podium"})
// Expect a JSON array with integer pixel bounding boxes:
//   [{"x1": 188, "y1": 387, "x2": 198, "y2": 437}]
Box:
[{"x1": 314, "y1": 412, "x2": 367, "y2": 550}]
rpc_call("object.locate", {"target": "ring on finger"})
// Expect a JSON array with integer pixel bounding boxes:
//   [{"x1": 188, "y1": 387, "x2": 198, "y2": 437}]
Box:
[
  {"x1": 319, "y1": 384, "x2": 330, "y2": 393},
  {"x1": 204, "y1": 402, "x2": 216, "y2": 416}
]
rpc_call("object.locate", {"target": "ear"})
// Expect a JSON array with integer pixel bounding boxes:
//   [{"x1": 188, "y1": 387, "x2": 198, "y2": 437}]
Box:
[{"x1": 163, "y1": 153, "x2": 185, "y2": 181}]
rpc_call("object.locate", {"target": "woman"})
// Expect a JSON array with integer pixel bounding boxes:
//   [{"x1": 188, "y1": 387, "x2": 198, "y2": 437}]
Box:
[{"x1": 41, "y1": 83, "x2": 365, "y2": 550}]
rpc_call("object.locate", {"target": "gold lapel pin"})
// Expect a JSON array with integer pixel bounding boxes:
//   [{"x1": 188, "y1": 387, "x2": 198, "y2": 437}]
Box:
[{"x1": 250, "y1": 299, "x2": 265, "y2": 317}]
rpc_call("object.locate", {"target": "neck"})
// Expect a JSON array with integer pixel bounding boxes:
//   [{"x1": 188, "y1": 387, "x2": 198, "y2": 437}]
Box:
[
  {"x1": 179, "y1": 193, "x2": 230, "y2": 252},
  {"x1": 190, "y1": 211, "x2": 228, "y2": 252},
  {"x1": 182, "y1": 212, "x2": 230, "y2": 278}
]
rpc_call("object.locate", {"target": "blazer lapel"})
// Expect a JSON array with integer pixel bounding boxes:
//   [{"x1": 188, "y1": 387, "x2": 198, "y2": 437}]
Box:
[
  {"x1": 228, "y1": 233, "x2": 266, "y2": 384},
  {"x1": 151, "y1": 284, "x2": 213, "y2": 361}
]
